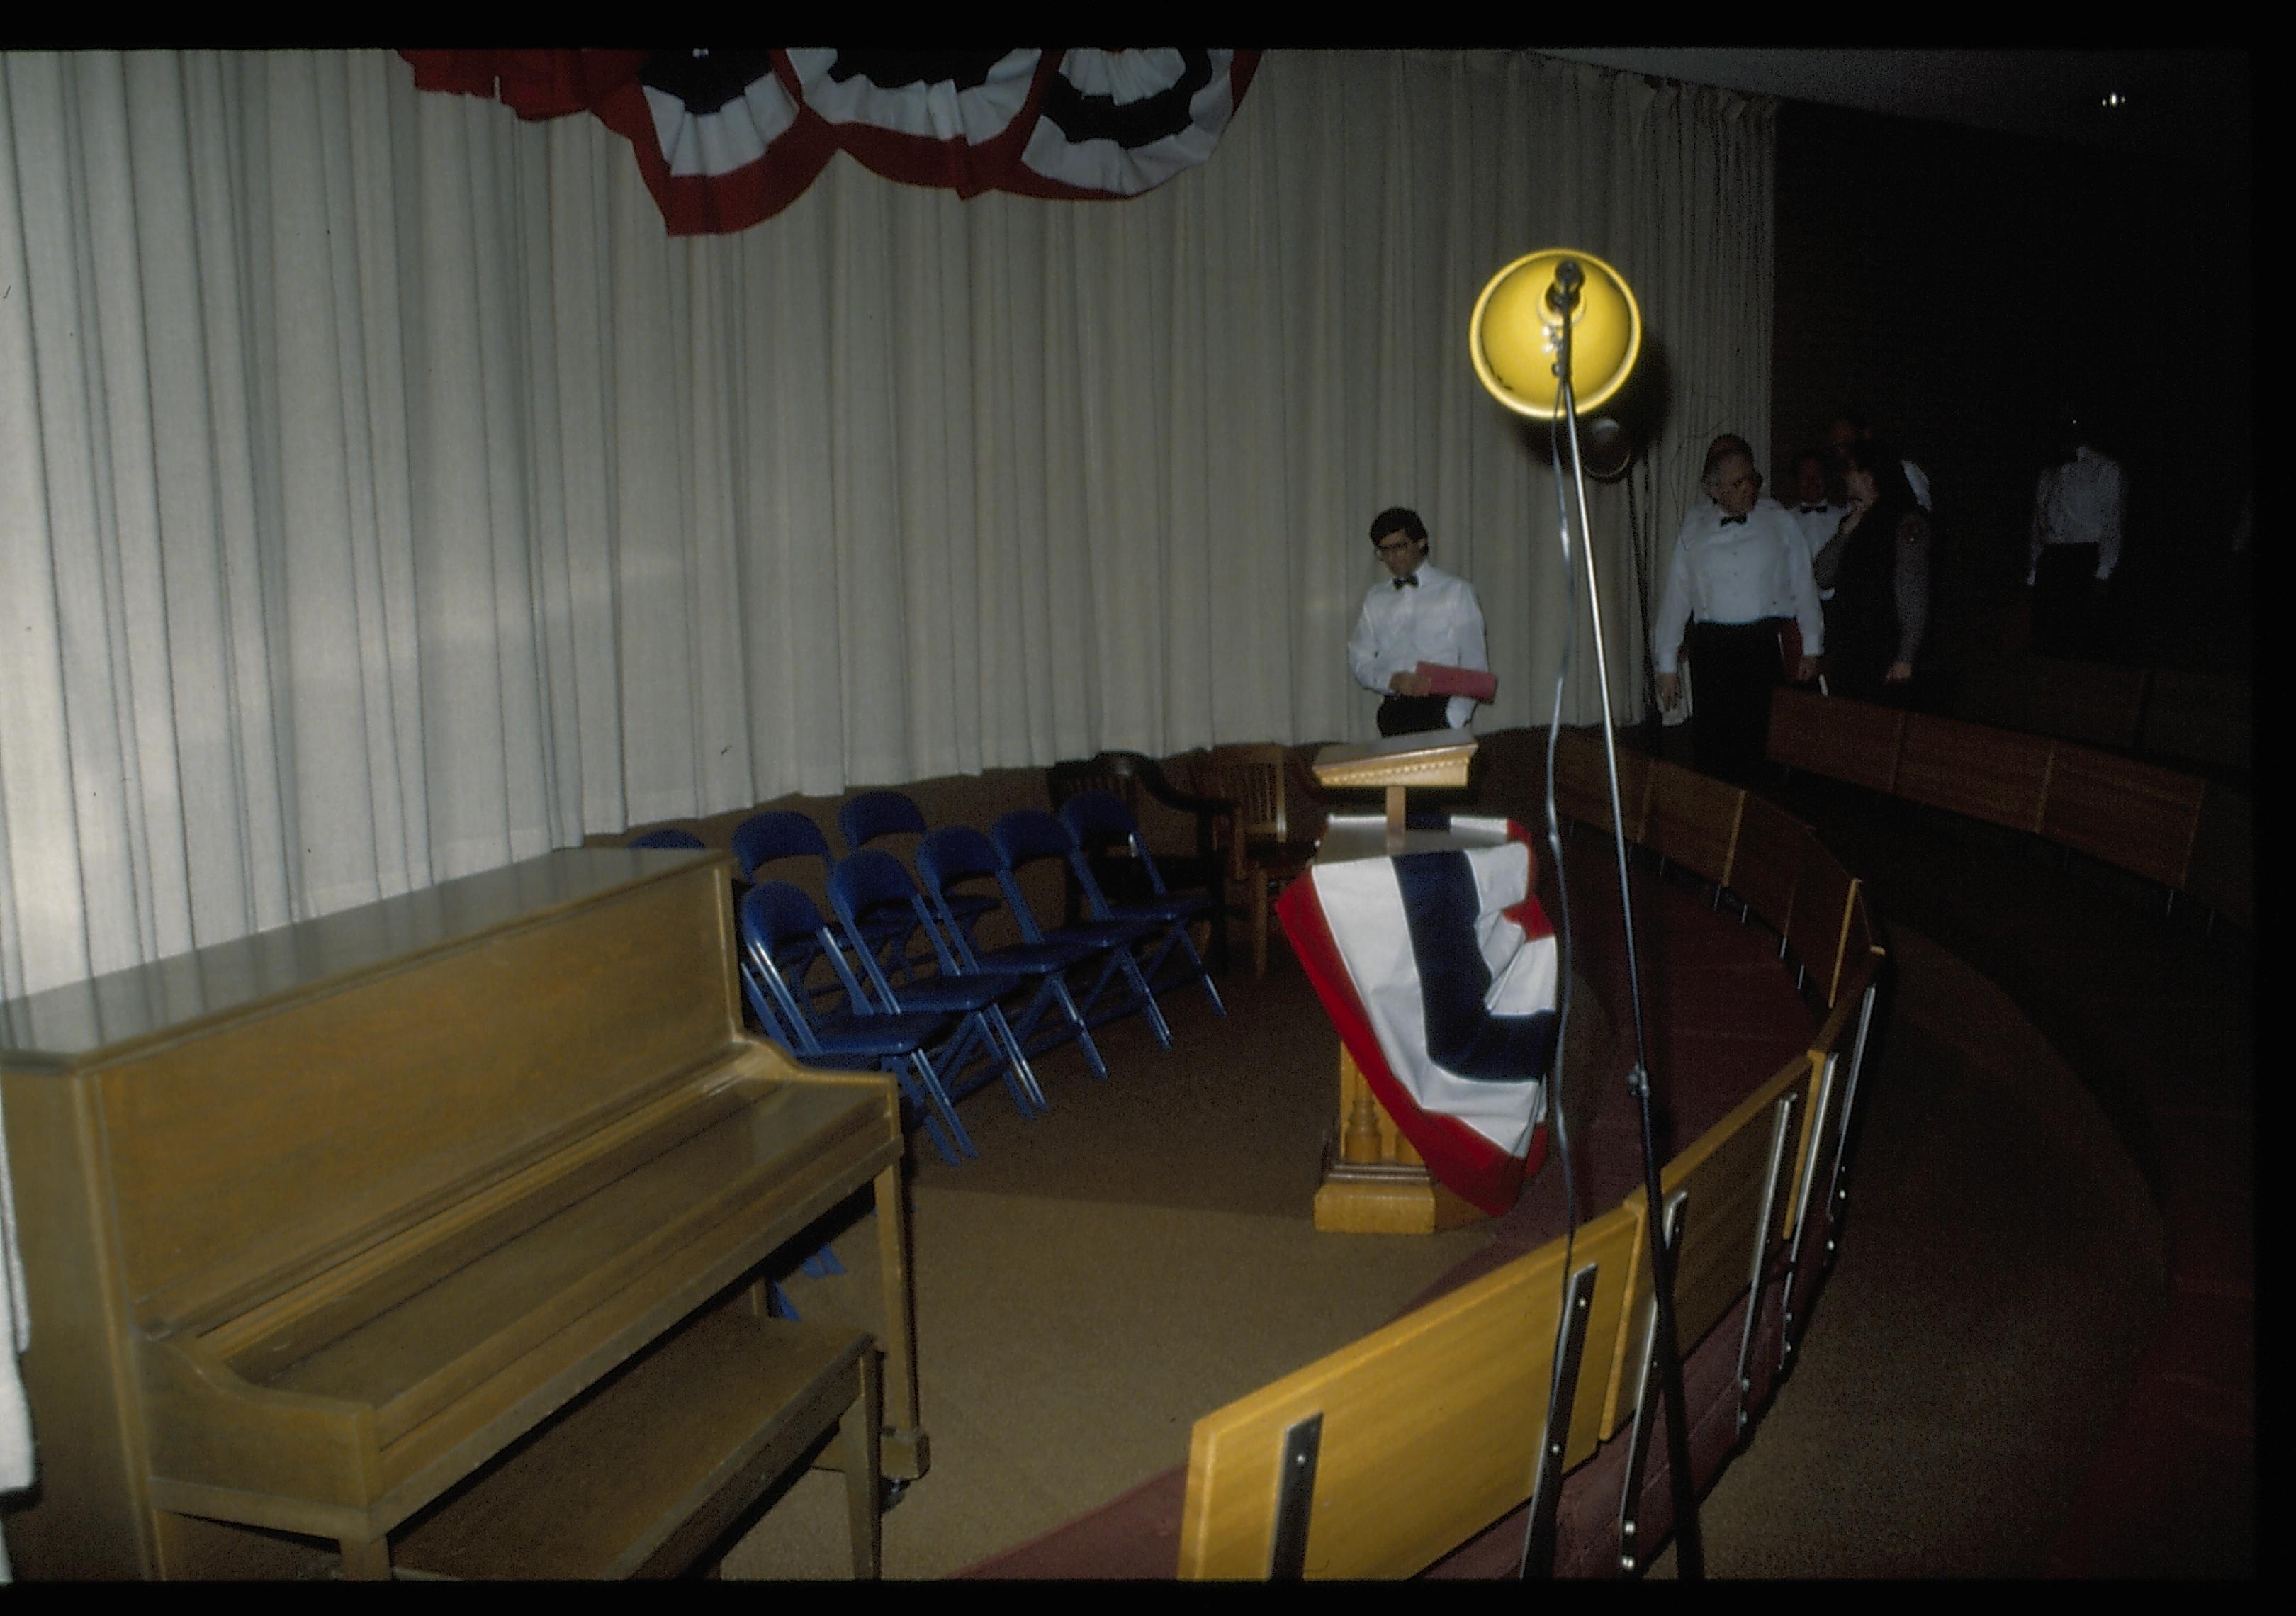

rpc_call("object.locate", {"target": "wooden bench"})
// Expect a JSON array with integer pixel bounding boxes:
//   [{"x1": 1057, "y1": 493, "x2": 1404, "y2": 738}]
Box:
[{"x1": 393, "y1": 1306, "x2": 879, "y2": 1579}]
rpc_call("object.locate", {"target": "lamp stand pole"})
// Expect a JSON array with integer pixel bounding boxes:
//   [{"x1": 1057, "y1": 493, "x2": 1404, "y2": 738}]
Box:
[{"x1": 1548, "y1": 301, "x2": 1705, "y2": 1583}]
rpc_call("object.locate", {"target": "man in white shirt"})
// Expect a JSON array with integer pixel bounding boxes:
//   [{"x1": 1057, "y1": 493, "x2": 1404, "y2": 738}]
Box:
[
  {"x1": 2027, "y1": 417, "x2": 2123, "y2": 658},
  {"x1": 1652, "y1": 446, "x2": 1823, "y2": 783},
  {"x1": 1348, "y1": 506, "x2": 1489, "y2": 736}
]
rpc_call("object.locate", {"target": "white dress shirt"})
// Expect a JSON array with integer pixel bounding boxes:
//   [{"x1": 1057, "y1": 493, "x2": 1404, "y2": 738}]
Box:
[
  {"x1": 1903, "y1": 459, "x2": 1932, "y2": 512},
  {"x1": 1651, "y1": 502, "x2": 1825, "y2": 674},
  {"x1": 1789, "y1": 500, "x2": 1846, "y2": 601},
  {"x1": 1348, "y1": 559, "x2": 1489, "y2": 729},
  {"x1": 2029, "y1": 445, "x2": 2125, "y2": 583}
]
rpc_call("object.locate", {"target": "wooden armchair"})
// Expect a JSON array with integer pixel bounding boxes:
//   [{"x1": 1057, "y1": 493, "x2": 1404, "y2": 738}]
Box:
[
  {"x1": 1046, "y1": 751, "x2": 1236, "y2": 975},
  {"x1": 1187, "y1": 744, "x2": 1327, "y2": 976}
]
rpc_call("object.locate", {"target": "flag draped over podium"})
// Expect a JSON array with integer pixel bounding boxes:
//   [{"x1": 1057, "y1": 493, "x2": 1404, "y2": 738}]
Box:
[{"x1": 1277, "y1": 820, "x2": 1558, "y2": 1216}]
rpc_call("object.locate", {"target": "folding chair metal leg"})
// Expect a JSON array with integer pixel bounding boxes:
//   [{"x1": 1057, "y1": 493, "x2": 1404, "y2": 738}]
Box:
[
  {"x1": 1137, "y1": 926, "x2": 1227, "y2": 1022},
  {"x1": 1176, "y1": 927, "x2": 1227, "y2": 1016},
  {"x1": 1735, "y1": 1090, "x2": 1802, "y2": 1438},
  {"x1": 983, "y1": 1003, "x2": 1050, "y2": 1113},
  {"x1": 1521, "y1": 1259, "x2": 1601, "y2": 1578},
  {"x1": 1118, "y1": 949, "x2": 1175, "y2": 1047},
  {"x1": 1050, "y1": 975, "x2": 1111, "y2": 1079},
  {"x1": 882, "y1": 1057, "x2": 965, "y2": 1167},
  {"x1": 1618, "y1": 1192, "x2": 1687, "y2": 1576},
  {"x1": 1818, "y1": 980, "x2": 1881, "y2": 1275},
  {"x1": 904, "y1": 1052, "x2": 978, "y2": 1161}
]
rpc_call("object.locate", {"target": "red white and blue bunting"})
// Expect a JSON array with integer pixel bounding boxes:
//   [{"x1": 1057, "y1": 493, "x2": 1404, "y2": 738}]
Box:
[
  {"x1": 1277, "y1": 818, "x2": 1559, "y2": 1217},
  {"x1": 403, "y1": 48, "x2": 1261, "y2": 236}
]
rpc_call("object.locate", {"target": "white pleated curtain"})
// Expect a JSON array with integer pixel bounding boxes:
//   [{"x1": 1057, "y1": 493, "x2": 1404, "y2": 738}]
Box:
[{"x1": 0, "y1": 48, "x2": 1771, "y2": 1000}]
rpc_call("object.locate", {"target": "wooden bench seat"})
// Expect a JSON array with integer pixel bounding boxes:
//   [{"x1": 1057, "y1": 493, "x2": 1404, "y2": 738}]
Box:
[{"x1": 393, "y1": 1307, "x2": 879, "y2": 1580}]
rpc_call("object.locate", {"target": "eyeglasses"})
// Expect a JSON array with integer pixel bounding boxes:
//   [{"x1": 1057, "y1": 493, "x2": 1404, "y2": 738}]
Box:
[{"x1": 1375, "y1": 538, "x2": 1418, "y2": 557}]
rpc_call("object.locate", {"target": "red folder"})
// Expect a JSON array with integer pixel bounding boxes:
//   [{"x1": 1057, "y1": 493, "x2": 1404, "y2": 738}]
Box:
[{"x1": 1415, "y1": 661, "x2": 1497, "y2": 702}]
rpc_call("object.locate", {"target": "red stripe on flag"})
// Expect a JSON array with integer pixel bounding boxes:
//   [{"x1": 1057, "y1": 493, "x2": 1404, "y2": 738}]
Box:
[{"x1": 1277, "y1": 871, "x2": 1546, "y2": 1218}]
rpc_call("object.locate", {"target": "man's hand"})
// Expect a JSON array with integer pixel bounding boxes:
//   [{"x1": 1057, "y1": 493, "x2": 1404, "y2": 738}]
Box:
[
  {"x1": 1655, "y1": 672, "x2": 1681, "y2": 709},
  {"x1": 1795, "y1": 655, "x2": 1819, "y2": 683},
  {"x1": 1389, "y1": 670, "x2": 1432, "y2": 697},
  {"x1": 1884, "y1": 661, "x2": 1913, "y2": 684}
]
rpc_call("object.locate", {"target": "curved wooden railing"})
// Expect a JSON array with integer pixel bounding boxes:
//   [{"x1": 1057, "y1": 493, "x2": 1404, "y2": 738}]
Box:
[
  {"x1": 1174, "y1": 731, "x2": 1884, "y2": 1579},
  {"x1": 1766, "y1": 686, "x2": 2251, "y2": 931}
]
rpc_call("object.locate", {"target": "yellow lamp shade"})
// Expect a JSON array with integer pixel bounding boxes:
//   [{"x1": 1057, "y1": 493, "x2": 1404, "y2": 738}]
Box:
[{"x1": 1468, "y1": 249, "x2": 1642, "y2": 420}]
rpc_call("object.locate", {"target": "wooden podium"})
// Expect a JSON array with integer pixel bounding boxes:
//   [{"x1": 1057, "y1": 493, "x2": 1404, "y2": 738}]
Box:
[{"x1": 1300, "y1": 733, "x2": 1493, "y2": 1235}]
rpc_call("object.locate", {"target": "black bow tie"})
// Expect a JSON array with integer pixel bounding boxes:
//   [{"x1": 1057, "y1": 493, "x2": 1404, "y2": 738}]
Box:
[
  {"x1": 1799, "y1": 505, "x2": 1828, "y2": 514},
  {"x1": 1721, "y1": 515, "x2": 1748, "y2": 526},
  {"x1": 1394, "y1": 575, "x2": 1419, "y2": 589}
]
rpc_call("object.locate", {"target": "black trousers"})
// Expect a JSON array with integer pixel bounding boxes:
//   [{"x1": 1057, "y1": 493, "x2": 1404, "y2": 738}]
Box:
[
  {"x1": 1684, "y1": 619, "x2": 1787, "y2": 785},
  {"x1": 1378, "y1": 693, "x2": 1451, "y2": 736},
  {"x1": 2032, "y1": 544, "x2": 2101, "y2": 658}
]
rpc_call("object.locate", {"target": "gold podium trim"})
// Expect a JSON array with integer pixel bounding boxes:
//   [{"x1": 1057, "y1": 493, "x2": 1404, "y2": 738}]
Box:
[
  {"x1": 1312, "y1": 1048, "x2": 1490, "y2": 1235},
  {"x1": 1312, "y1": 733, "x2": 1478, "y2": 855}
]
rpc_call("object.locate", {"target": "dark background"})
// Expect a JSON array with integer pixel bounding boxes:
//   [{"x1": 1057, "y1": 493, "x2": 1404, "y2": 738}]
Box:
[{"x1": 1767, "y1": 84, "x2": 2253, "y2": 681}]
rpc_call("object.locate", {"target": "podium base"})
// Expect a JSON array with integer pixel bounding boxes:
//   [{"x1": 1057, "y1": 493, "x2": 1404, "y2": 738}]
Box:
[{"x1": 1312, "y1": 1156, "x2": 1491, "y2": 1235}]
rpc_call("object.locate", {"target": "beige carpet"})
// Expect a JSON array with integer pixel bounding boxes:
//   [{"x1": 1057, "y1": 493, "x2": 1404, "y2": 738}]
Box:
[
  {"x1": 711, "y1": 916, "x2": 2165, "y2": 1580},
  {"x1": 721, "y1": 1185, "x2": 1490, "y2": 1579},
  {"x1": 1650, "y1": 926, "x2": 2165, "y2": 1576}
]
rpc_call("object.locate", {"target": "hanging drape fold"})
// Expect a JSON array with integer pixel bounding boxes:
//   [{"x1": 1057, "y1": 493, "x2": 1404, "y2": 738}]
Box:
[{"x1": 0, "y1": 48, "x2": 1770, "y2": 999}]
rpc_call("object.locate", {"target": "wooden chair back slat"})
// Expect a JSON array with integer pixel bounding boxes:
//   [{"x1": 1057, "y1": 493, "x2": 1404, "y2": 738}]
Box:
[
  {"x1": 1897, "y1": 713, "x2": 2052, "y2": 834},
  {"x1": 1767, "y1": 685, "x2": 1903, "y2": 793},
  {"x1": 1645, "y1": 764, "x2": 1745, "y2": 888},
  {"x1": 1729, "y1": 795, "x2": 1809, "y2": 937},
  {"x1": 1177, "y1": 1203, "x2": 1642, "y2": 1579},
  {"x1": 2039, "y1": 744, "x2": 2207, "y2": 890}
]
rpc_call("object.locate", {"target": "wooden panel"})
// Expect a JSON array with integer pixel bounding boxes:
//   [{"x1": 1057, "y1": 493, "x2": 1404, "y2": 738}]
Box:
[
  {"x1": 1176, "y1": 1203, "x2": 1642, "y2": 1580},
  {"x1": 2017, "y1": 656, "x2": 2149, "y2": 748},
  {"x1": 2140, "y1": 667, "x2": 2252, "y2": 774},
  {"x1": 1841, "y1": 885, "x2": 1879, "y2": 968},
  {"x1": 1730, "y1": 795, "x2": 1810, "y2": 936},
  {"x1": 1310, "y1": 734, "x2": 1477, "y2": 790},
  {"x1": 1644, "y1": 763, "x2": 1745, "y2": 887},
  {"x1": 1896, "y1": 712, "x2": 2052, "y2": 833},
  {"x1": 1767, "y1": 685, "x2": 1903, "y2": 793},
  {"x1": 1600, "y1": 1057, "x2": 1809, "y2": 1435},
  {"x1": 1659, "y1": 1059, "x2": 1810, "y2": 1348},
  {"x1": 1611, "y1": 745, "x2": 1655, "y2": 846},
  {"x1": 97, "y1": 865, "x2": 736, "y2": 1318},
  {"x1": 0, "y1": 848, "x2": 929, "y2": 1580},
  {"x1": 390, "y1": 1309, "x2": 872, "y2": 1579},
  {"x1": 1785, "y1": 841, "x2": 1858, "y2": 1007},
  {"x1": 2185, "y1": 786, "x2": 2252, "y2": 929},
  {"x1": 1792, "y1": 952, "x2": 1882, "y2": 1230},
  {"x1": 1549, "y1": 728, "x2": 1651, "y2": 843},
  {"x1": 136, "y1": 1070, "x2": 900, "y2": 1537},
  {"x1": 0, "y1": 849, "x2": 731, "y2": 1065},
  {"x1": 2040, "y1": 744, "x2": 2207, "y2": 890},
  {"x1": 1549, "y1": 727, "x2": 1611, "y2": 833}
]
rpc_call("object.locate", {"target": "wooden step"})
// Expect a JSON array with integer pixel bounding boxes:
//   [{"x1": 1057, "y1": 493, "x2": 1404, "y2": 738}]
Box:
[{"x1": 391, "y1": 1305, "x2": 878, "y2": 1579}]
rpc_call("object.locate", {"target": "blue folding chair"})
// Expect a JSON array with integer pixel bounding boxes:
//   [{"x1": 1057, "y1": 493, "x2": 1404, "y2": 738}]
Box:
[
  {"x1": 991, "y1": 810, "x2": 1174, "y2": 1050},
  {"x1": 838, "y1": 790, "x2": 1001, "y2": 966},
  {"x1": 917, "y1": 825, "x2": 1115, "y2": 1082},
  {"x1": 731, "y1": 810, "x2": 834, "y2": 885},
  {"x1": 828, "y1": 851, "x2": 1048, "y2": 1117},
  {"x1": 731, "y1": 811, "x2": 857, "y2": 1009},
  {"x1": 737, "y1": 881, "x2": 975, "y2": 1164},
  {"x1": 1059, "y1": 790, "x2": 1227, "y2": 1023},
  {"x1": 627, "y1": 828, "x2": 707, "y2": 849}
]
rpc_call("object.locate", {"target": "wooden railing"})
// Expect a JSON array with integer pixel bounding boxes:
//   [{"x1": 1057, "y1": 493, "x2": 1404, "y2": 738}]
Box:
[
  {"x1": 1954, "y1": 653, "x2": 2250, "y2": 778},
  {"x1": 1767, "y1": 685, "x2": 2251, "y2": 931},
  {"x1": 1175, "y1": 733, "x2": 1884, "y2": 1578}
]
